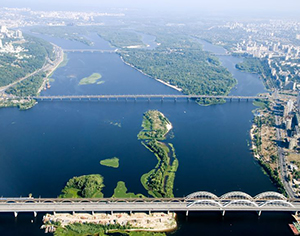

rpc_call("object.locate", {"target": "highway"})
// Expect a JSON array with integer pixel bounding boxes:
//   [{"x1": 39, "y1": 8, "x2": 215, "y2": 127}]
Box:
[
  {"x1": 0, "y1": 191, "x2": 299, "y2": 216},
  {"x1": 274, "y1": 109, "x2": 296, "y2": 198}
]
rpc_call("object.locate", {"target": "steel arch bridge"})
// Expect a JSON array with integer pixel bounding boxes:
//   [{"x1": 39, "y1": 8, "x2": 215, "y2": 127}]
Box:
[{"x1": 0, "y1": 191, "x2": 299, "y2": 218}]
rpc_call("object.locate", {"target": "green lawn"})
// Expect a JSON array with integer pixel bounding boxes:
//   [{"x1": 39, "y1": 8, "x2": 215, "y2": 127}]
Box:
[
  {"x1": 79, "y1": 73, "x2": 103, "y2": 85},
  {"x1": 100, "y1": 157, "x2": 119, "y2": 168}
]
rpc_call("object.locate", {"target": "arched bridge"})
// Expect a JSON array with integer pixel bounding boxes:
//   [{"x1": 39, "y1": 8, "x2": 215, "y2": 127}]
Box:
[{"x1": 1, "y1": 191, "x2": 299, "y2": 217}]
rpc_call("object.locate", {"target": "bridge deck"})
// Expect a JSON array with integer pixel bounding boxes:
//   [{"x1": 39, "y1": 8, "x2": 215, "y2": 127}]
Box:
[{"x1": 0, "y1": 197, "x2": 299, "y2": 213}]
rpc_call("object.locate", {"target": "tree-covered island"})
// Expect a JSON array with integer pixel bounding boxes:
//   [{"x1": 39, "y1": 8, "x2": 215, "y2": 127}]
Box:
[{"x1": 138, "y1": 110, "x2": 178, "y2": 198}]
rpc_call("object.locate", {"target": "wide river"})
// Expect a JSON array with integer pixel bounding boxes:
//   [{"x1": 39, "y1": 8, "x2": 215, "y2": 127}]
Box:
[{"x1": 0, "y1": 33, "x2": 294, "y2": 235}]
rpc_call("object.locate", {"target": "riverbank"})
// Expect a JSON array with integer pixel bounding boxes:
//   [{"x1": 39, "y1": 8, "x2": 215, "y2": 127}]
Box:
[
  {"x1": 38, "y1": 44, "x2": 64, "y2": 94},
  {"x1": 250, "y1": 100, "x2": 286, "y2": 194},
  {"x1": 41, "y1": 212, "x2": 177, "y2": 234}
]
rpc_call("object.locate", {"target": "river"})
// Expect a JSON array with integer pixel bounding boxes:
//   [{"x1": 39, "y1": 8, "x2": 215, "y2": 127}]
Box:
[{"x1": 0, "y1": 32, "x2": 294, "y2": 235}]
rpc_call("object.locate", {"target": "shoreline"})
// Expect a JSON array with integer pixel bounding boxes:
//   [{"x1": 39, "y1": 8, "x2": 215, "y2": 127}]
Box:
[
  {"x1": 37, "y1": 44, "x2": 64, "y2": 94},
  {"x1": 119, "y1": 55, "x2": 183, "y2": 92}
]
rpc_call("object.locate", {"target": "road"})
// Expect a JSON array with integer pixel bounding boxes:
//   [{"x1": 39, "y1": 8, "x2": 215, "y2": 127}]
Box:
[
  {"x1": 0, "y1": 44, "x2": 63, "y2": 95},
  {"x1": 275, "y1": 112, "x2": 296, "y2": 198}
]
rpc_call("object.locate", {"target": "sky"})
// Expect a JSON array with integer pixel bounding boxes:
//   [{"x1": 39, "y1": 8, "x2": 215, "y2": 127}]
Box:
[{"x1": 1, "y1": 0, "x2": 300, "y2": 16}]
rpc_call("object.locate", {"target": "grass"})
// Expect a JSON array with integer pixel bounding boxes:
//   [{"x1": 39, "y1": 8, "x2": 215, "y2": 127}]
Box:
[
  {"x1": 112, "y1": 181, "x2": 144, "y2": 198},
  {"x1": 79, "y1": 73, "x2": 103, "y2": 85},
  {"x1": 100, "y1": 157, "x2": 119, "y2": 168},
  {"x1": 137, "y1": 110, "x2": 172, "y2": 140},
  {"x1": 253, "y1": 99, "x2": 270, "y2": 109}
]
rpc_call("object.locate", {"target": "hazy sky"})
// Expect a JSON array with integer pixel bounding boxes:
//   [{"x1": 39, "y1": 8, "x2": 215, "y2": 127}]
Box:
[{"x1": 1, "y1": 0, "x2": 300, "y2": 16}]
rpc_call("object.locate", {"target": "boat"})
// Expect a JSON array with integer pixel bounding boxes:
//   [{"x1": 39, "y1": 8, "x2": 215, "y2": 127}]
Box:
[{"x1": 289, "y1": 224, "x2": 300, "y2": 235}]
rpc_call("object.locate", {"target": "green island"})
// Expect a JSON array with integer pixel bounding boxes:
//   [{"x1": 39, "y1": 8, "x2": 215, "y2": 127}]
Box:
[
  {"x1": 79, "y1": 73, "x2": 103, "y2": 85},
  {"x1": 60, "y1": 174, "x2": 104, "y2": 198},
  {"x1": 100, "y1": 157, "x2": 119, "y2": 168},
  {"x1": 31, "y1": 26, "x2": 94, "y2": 46},
  {"x1": 112, "y1": 181, "x2": 144, "y2": 198},
  {"x1": 138, "y1": 110, "x2": 178, "y2": 198}
]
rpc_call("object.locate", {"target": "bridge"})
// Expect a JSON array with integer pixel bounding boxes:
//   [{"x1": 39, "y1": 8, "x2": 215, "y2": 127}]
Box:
[
  {"x1": 63, "y1": 49, "x2": 117, "y2": 53},
  {"x1": 1, "y1": 191, "x2": 299, "y2": 217},
  {"x1": 22, "y1": 94, "x2": 268, "y2": 102}
]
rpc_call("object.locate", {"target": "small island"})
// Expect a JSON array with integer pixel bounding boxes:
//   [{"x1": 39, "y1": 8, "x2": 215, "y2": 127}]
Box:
[
  {"x1": 100, "y1": 157, "x2": 119, "y2": 168},
  {"x1": 79, "y1": 73, "x2": 104, "y2": 85},
  {"x1": 112, "y1": 181, "x2": 144, "y2": 198},
  {"x1": 138, "y1": 110, "x2": 178, "y2": 198},
  {"x1": 60, "y1": 174, "x2": 104, "y2": 198}
]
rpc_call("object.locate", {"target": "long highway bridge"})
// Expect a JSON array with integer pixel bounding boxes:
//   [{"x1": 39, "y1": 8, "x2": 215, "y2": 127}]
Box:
[
  {"x1": 1, "y1": 191, "x2": 299, "y2": 217},
  {"x1": 16, "y1": 94, "x2": 269, "y2": 102},
  {"x1": 63, "y1": 49, "x2": 117, "y2": 53}
]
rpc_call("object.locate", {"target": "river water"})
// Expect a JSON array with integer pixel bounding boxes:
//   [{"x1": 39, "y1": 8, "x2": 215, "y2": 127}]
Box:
[{"x1": 0, "y1": 32, "x2": 294, "y2": 235}]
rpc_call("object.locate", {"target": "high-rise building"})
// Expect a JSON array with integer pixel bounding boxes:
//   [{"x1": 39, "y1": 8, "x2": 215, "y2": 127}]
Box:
[
  {"x1": 0, "y1": 26, "x2": 7, "y2": 33},
  {"x1": 15, "y1": 30, "x2": 22, "y2": 38},
  {"x1": 284, "y1": 100, "x2": 294, "y2": 117},
  {"x1": 297, "y1": 92, "x2": 300, "y2": 112}
]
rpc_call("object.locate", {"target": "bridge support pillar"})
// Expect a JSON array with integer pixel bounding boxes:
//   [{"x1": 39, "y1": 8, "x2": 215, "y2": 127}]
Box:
[
  {"x1": 72, "y1": 211, "x2": 75, "y2": 215},
  {"x1": 222, "y1": 210, "x2": 225, "y2": 217},
  {"x1": 174, "y1": 98, "x2": 177, "y2": 102},
  {"x1": 34, "y1": 212, "x2": 37, "y2": 218},
  {"x1": 186, "y1": 211, "x2": 188, "y2": 217},
  {"x1": 258, "y1": 211, "x2": 262, "y2": 217},
  {"x1": 148, "y1": 98, "x2": 150, "y2": 102},
  {"x1": 14, "y1": 212, "x2": 18, "y2": 218},
  {"x1": 92, "y1": 211, "x2": 94, "y2": 215},
  {"x1": 53, "y1": 211, "x2": 56, "y2": 215},
  {"x1": 161, "y1": 98, "x2": 164, "y2": 102}
]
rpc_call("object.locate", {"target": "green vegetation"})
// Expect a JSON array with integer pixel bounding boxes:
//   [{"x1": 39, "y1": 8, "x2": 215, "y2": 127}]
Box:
[
  {"x1": 100, "y1": 157, "x2": 119, "y2": 168},
  {"x1": 31, "y1": 26, "x2": 94, "y2": 46},
  {"x1": 138, "y1": 110, "x2": 178, "y2": 198},
  {"x1": 117, "y1": 34, "x2": 236, "y2": 105},
  {"x1": 6, "y1": 72, "x2": 45, "y2": 96},
  {"x1": 258, "y1": 159, "x2": 286, "y2": 195},
  {"x1": 53, "y1": 222, "x2": 166, "y2": 236},
  {"x1": 60, "y1": 174, "x2": 104, "y2": 198},
  {"x1": 97, "y1": 28, "x2": 145, "y2": 48},
  {"x1": 112, "y1": 181, "x2": 144, "y2": 198},
  {"x1": 0, "y1": 99, "x2": 37, "y2": 110},
  {"x1": 54, "y1": 222, "x2": 130, "y2": 236},
  {"x1": 109, "y1": 121, "x2": 121, "y2": 128},
  {"x1": 79, "y1": 73, "x2": 103, "y2": 85},
  {"x1": 253, "y1": 99, "x2": 270, "y2": 109},
  {"x1": 138, "y1": 110, "x2": 171, "y2": 140},
  {"x1": 0, "y1": 34, "x2": 54, "y2": 87}
]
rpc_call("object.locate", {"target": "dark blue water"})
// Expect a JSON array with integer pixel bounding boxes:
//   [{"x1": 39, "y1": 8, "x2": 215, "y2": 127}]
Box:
[
  {"x1": 198, "y1": 39, "x2": 267, "y2": 96},
  {"x1": 0, "y1": 34, "x2": 294, "y2": 235}
]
